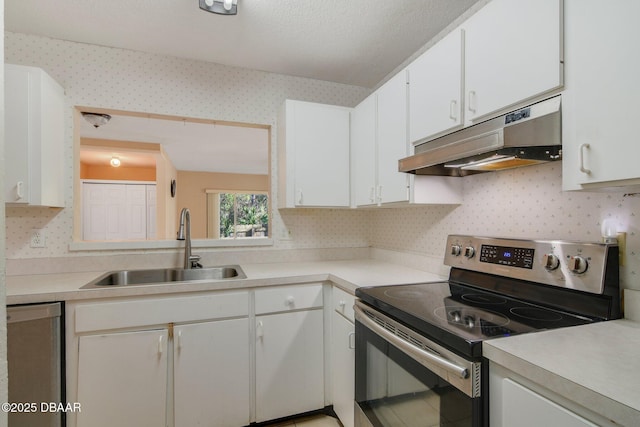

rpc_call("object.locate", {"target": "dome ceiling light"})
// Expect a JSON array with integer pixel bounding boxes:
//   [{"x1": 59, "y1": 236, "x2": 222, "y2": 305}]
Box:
[
  {"x1": 82, "y1": 112, "x2": 112, "y2": 128},
  {"x1": 199, "y1": 0, "x2": 237, "y2": 15}
]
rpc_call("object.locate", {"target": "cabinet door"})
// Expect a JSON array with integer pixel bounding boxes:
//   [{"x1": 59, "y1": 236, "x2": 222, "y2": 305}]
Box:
[
  {"x1": 76, "y1": 329, "x2": 169, "y2": 427},
  {"x1": 409, "y1": 29, "x2": 464, "y2": 143},
  {"x1": 4, "y1": 65, "x2": 32, "y2": 204},
  {"x1": 283, "y1": 100, "x2": 351, "y2": 207},
  {"x1": 174, "y1": 319, "x2": 250, "y2": 427},
  {"x1": 255, "y1": 309, "x2": 325, "y2": 422},
  {"x1": 562, "y1": 0, "x2": 640, "y2": 190},
  {"x1": 331, "y1": 312, "x2": 355, "y2": 427},
  {"x1": 464, "y1": 0, "x2": 562, "y2": 123},
  {"x1": 351, "y1": 93, "x2": 377, "y2": 207},
  {"x1": 376, "y1": 71, "x2": 410, "y2": 204},
  {"x1": 502, "y1": 379, "x2": 597, "y2": 427}
]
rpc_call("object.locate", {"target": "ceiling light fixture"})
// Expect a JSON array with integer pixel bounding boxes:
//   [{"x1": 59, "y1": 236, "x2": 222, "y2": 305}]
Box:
[
  {"x1": 82, "y1": 112, "x2": 112, "y2": 128},
  {"x1": 199, "y1": 0, "x2": 237, "y2": 15},
  {"x1": 110, "y1": 156, "x2": 121, "y2": 168}
]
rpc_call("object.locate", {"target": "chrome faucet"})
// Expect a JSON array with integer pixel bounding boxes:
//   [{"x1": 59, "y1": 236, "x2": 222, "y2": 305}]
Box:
[{"x1": 177, "y1": 208, "x2": 202, "y2": 269}]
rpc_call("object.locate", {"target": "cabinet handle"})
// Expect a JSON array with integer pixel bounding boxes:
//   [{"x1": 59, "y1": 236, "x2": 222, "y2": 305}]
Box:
[
  {"x1": 369, "y1": 187, "x2": 375, "y2": 203},
  {"x1": 449, "y1": 100, "x2": 458, "y2": 121},
  {"x1": 16, "y1": 181, "x2": 24, "y2": 200},
  {"x1": 177, "y1": 330, "x2": 183, "y2": 351},
  {"x1": 579, "y1": 143, "x2": 591, "y2": 175},
  {"x1": 297, "y1": 190, "x2": 303, "y2": 205},
  {"x1": 348, "y1": 332, "x2": 356, "y2": 350},
  {"x1": 256, "y1": 321, "x2": 264, "y2": 339},
  {"x1": 376, "y1": 185, "x2": 382, "y2": 205},
  {"x1": 157, "y1": 335, "x2": 164, "y2": 356},
  {"x1": 468, "y1": 91, "x2": 477, "y2": 113},
  {"x1": 339, "y1": 300, "x2": 346, "y2": 309}
]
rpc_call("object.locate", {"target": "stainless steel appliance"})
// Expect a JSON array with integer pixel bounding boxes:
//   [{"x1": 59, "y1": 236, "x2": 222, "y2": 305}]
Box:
[
  {"x1": 399, "y1": 96, "x2": 562, "y2": 176},
  {"x1": 7, "y1": 302, "x2": 64, "y2": 427},
  {"x1": 354, "y1": 235, "x2": 620, "y2": 427}
]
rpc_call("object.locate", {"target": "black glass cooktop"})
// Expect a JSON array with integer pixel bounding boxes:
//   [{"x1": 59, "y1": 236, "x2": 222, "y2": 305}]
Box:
[{"x1": 356, "y1": 281, "x2": 596, "y2": 358}]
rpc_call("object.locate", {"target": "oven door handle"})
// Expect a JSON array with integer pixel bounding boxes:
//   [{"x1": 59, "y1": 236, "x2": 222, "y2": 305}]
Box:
[{"x1": 355, "y1": 305, "x2": 469, "y2": 380}]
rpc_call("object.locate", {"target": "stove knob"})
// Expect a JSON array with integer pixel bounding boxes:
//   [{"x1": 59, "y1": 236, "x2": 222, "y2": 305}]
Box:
[
  {"x1": 450, "y1": 310, "x2": 462, "y2": 323},
  {"x1": 464, "y1": 315, "x2": 476, "y2": 328},
  {"x1": 451, "y1": 245, "x2": 462, "y2": 256},
  {"x1": 568, "y1": 255, "x2": 588, "y2": 274},
  {"x1": 543, "y1": 253, "x2": 560, "y2": 271},
  {"x1": 464, "y1": 246, "x2": 476, "y2": 259}
]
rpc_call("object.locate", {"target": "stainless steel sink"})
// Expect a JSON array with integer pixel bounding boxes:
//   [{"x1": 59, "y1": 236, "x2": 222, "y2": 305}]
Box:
[{"x1": 81, "y1": 265, "x2": 246, "y2": 288}]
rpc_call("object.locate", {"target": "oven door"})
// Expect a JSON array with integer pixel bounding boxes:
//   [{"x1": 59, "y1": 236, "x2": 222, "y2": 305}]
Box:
[{"x1": 354, "y1": 302, "x2": 486, "y2": 427}]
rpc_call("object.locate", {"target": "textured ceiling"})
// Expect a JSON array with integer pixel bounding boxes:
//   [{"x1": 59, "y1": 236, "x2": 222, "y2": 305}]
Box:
[{"x1": 5, "y1": 0, "x2": 480, "y2": 88}]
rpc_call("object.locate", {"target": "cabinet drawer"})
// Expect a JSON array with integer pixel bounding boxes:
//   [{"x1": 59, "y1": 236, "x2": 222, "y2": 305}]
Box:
[
  {"x1": 255, "y1": 284, "x2": 323, "y2": 314},
  {"x1": 75, "y1": 291, "x2": 249, "y2": 333},
  {"x1": 332, "y1": 287, "x2": 356, "y2": 323}
]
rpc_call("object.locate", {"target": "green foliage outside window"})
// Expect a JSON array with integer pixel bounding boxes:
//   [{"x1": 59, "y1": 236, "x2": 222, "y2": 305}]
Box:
[{"x1": 219, "y1": 193, "x2": 268, "y2": 238}]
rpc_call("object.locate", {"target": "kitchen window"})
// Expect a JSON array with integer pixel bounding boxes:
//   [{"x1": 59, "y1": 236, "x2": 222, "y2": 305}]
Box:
[{"x1": 207, "y1": 191, "x2": 269, "y2": 239}]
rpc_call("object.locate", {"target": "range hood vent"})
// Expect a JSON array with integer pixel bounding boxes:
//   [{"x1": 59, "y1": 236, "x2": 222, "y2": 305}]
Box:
[{"x1": 399, "y1": 96, "x2": 562, "y2": 177}]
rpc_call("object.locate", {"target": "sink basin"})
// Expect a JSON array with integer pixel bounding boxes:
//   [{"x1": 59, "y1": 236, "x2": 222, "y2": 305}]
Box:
[{"x1": 81, "y1": 265, "x2": 246, "y2": 288}]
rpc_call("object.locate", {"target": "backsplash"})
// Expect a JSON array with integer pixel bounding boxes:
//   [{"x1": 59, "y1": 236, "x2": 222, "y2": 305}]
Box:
[
  {"x1": 370, "y1": 162, "x2": 640, "y2": 291},
  {"x1": 4, "y1": 32, "x2": 640, "y2": 292}
]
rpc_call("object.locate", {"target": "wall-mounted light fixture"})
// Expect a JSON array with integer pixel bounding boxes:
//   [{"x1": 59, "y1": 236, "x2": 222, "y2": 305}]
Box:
[
  {"x1": 82, "y1": 112, "x2": 112, "y2": 128},
  {"x1": 199, "y1": 0, "x2": 237, "y2": 15},
  {"x1": 110, "y1": 156, "x2": 121, "y2": 168}
]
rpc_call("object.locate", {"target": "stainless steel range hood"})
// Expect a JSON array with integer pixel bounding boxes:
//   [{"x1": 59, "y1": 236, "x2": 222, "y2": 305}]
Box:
[{"x1": 399, "y1": 96, "x2": 562, "y2": 177}]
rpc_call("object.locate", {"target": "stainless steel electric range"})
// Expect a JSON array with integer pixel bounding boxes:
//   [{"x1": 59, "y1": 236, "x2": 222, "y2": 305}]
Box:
[{"x1": 354, "y1": 235, "x2": 621, "y2": 427}]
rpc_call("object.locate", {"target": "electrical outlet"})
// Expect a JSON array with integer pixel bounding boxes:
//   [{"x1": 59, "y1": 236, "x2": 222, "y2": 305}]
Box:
[{"x1": 30, "y1": 229, "x2": 46, "y2": 248}]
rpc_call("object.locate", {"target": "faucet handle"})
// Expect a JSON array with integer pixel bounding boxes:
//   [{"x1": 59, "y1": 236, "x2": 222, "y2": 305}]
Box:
[{"x1": 189, "y1": 254, "x2": 202, "y2": 269}]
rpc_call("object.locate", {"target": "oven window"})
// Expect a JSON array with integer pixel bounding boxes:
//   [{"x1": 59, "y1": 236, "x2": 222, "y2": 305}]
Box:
[{"x1": 356, "y1": 321, "x2": 476, "y2": 427}]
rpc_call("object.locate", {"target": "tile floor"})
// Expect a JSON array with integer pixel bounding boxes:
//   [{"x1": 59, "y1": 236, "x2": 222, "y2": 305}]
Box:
[{"x1": 266, "y1": 414, "x2": 342, "y2": 427}]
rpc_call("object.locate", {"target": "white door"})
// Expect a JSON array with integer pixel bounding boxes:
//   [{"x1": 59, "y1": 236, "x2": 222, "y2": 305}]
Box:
[
  {"x1": 255, "y1": 309, "x2": 325, "y2": 422},
  {"x1": 146, "y1": 185, "x2": 157, "y2": 239},
  {"x1": 291, "y1": 101, "x2": 351, "y2": 207},
  {"x1": 76, "y1": 329, "x2": 169, "y2": 427},
  {"x1": 331, "y1": 312, "x2": 355, "y2": 427},
  {"x1": 409, "y1": 28, "x2": 464, "y2": 143},
  {"x1": 351, "y1": 93, "x2": 377, "y2": 207},
  {"x1": 82, "y1": 182, "x2": 152, "y2": 240},
  {"x1": 126, "y1": 185, "x2": 148, "y2": 240},
  {"x1": 464, "y1": 0, "x2": 562, "y2": 123},
  {"x1": 173, "y1": 319, "x2": 250, "y2": 427},
  {"x1": 376, "y1": 71, "x2": 410, "y2": 204}
]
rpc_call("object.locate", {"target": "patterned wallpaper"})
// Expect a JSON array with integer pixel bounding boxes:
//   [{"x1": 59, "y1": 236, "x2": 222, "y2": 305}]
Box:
[
  {"x1": 4, "y1": 32, "x2": 640, "y2": 291},
  {"x1": 3, "y1": 32, "x2": 371, "y2": 259}
]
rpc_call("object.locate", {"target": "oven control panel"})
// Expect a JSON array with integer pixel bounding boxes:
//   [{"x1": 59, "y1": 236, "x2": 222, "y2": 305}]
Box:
[{"x1": 444, "y1": 235, "x2": 618, "y2": 294}]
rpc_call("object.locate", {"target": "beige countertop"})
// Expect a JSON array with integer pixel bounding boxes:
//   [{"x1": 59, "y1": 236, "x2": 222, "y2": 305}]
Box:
[
  {"x1": 5, "y1": 259, "x2": 445, "y2": 305},
  {"x1": 8, "y1": 259, "x2": 639, "y2": 425},
  {"x1": 484, "y1": 318, "x2": 640, "y2": 426}
]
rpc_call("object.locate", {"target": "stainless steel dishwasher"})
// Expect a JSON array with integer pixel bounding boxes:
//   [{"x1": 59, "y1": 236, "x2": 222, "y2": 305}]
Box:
[{"x1": 7, "y1": 303, "x2": 63, "y2": 427}]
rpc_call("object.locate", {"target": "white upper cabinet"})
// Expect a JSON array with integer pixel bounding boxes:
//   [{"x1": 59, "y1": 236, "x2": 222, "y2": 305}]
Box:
[
  {"x1": 4, "y1": 64, "x2": 65, "y2": 207},
  {"x1": 463, "y1": 0, "x2": 563, "y2": 124},
  {"x1": 562, "y1": 0, "x2": 640, "y2": 191},
  {"x1": 278, "y1": 100, "x2": 351, "y2": 208},
  {"x1": 409, "y1": 29, "x2": 464, "y2": 144},
  {"x1": 376, "y1": 71, "x2": 411, "y2": 205},
  {"x1": 351, "y1": 93, "x2": 377, "y2": 207},
  {"x1": 352, "y1": 72, "x2": 462, "y2": 207}
]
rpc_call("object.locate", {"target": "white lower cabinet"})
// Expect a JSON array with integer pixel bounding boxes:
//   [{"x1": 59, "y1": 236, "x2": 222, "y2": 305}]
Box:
[
  {"x1": 76, "y1": 329, "x2": 169, "y2": 427},
  {"x1": 255, "y1": 283, "x2": 325, "y2": 422},
  {"x1": 68, "y1": 285, "x2": 328, "y2": 427},
  {"x1": 67, "y1": 291, "x2": 250, "y2": 427},
  {"x1": 174, "y1": 319, "x2": 250, "y2": 427},
  {"x1": 490, "y1": 362, "x2": 616, "y2": 427},
  {"x1": 331, "y1": 287, "x2": 356, "y2": 427}
]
